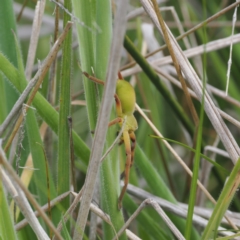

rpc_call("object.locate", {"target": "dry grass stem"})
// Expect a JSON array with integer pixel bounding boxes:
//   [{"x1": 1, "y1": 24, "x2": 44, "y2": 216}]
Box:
[
  {"x1": 155, "y1": 69, "x2": 240, "y2": 130},
  {"x1": 100, "y1": 116, "x2": 127, "y2": 162},
  {"x1": 136, "y1": 104, "x2": 213, "y2": 201},
  {"x1": 151, "y1": 0, "x2": 199, "y2": 125},
  {"x1": 0, "y1": 159, "x2": 51, "y2": 239},
  {"x1": 135, "y1": 103, "x2": 238, "y2": 229},
  {"x1": 13, "y1": 2, "x2": 64, "y2": 39},
  {"x1": 204, "y1": 146, "x2": 229, "y2": 159},
  {"x1": 121, "y1": 1, "x2": 240, "y2": 71},
  {"x1": 140, "y1": 0, "x2": 240, "y2": 163},
  {"x1": 126, "y1": 183, "x2": 236, "y2": 237},
  {"x1": 0, "y1": 147, "x2": 63, "y2": 240},
  {"x1": 53, "y1": 188, "x2": 84, "y2": 240},
  {"x1": 225, "y1": 2, "x2": 239, "y2": 95},
  {"x1": 113, "y1": 197, "x2": 185, "y2": 240},
  {"x1": 25, "y1": 0, "x2": 46, "y2": 80},
  {"x1": 153, "y1": 34, "x2": 240, "y2": 67},
  {"x1": 122, "y1": 33, "x2": 240, "y2": 78},
  {"x1": 148, "y1": 199, "x2": 185, "y2": 240},
  {"x1": 125, "y1": 230, "x2": 142, "y2": 240},
  {"x1": 145, "y1": 0, "x2": 240, "y2": 59},
  {"x1": 155, "y1": 68, "x2": 240, "y2": 109},
  {"x1": 71, "y1": 192, "x2": 118, "y2": 238},
  {"x1": 15, "y1": 191, "x2": 71, "y2": 230}
]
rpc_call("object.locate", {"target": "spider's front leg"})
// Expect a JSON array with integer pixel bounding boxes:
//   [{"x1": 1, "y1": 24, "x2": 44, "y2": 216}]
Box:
[{"x1": 118, "y1": 130, "x2": 131, "y2": 210}]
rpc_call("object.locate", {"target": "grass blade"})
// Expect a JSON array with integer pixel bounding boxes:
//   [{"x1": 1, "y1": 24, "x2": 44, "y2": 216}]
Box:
[
  {"x1": 0, "y1": 180, "x2": 18, "y2": 240},
  {"x1": 202, "y1": 158, "x2": 240, "y2": 239},
  {"x1": 57, "y1": 0, "x2": 72, "y2": 212}
]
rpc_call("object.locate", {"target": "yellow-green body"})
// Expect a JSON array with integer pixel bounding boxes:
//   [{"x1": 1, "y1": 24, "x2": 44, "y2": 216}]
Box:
[{"x1": 116, "y1": 79, "x2": 136, "y2": 115}]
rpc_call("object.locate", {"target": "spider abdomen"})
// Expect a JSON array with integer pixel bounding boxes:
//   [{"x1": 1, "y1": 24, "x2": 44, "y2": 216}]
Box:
[{"x1": 116, "y1": 79, "x2": 136, "y2": 115}]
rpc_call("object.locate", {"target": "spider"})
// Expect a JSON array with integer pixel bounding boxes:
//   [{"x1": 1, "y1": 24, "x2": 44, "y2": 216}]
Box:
[{"x1": 83, "y1": 71, "x2": 138, "y2": 209}]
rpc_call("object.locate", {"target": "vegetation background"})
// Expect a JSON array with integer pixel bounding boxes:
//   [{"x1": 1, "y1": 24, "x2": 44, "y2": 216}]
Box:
[{"x1": 0, "y1": 0, "x2": 240, "y2": 239}]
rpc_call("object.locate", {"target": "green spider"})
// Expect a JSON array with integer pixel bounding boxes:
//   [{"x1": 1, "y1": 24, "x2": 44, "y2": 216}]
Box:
[{"x1": 83, "y1": 71, "x2": 138, "y2": 209}]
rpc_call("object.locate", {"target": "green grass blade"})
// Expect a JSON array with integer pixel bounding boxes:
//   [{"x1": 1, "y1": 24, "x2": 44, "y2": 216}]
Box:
[
  {"x1": 0, "y1": 0, "x2": 18, "y2": 114},
  {"x1": 26, "y1": 109, "x2": 58, "y2": 215},
  {"x1": 185, "y1": 107, "x2": 203, "y2": 239},
  {"x1": 72, "y1": 0, "x2": 98, "y2": 131},
  {"x1": 0, "y1": 52, "x2": 90, "y2": 169},
  {"x1": 61, "y1": 218, "x2": 72, "y2": 240},
  {"x1": 202, "y1": 158, "x2": 240, "y2": 239},
  {"x1": 0, "y1": 74, "x2": 7, "y2": 124},
  {"x1": 0, "y1": 181, "x2": 18, "y2": 240},
  {"x1": 57, "y1": 0, "x2": 72, "y2": 212},
  {"x1": 185, "y1": 4, "x2": 207, "y2": 236}
]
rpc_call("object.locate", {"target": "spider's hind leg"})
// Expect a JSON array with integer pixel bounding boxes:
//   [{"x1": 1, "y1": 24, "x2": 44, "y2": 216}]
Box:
[
  {"x1": 118, "y1": 131, "x2": 131, "y2": 210},
  {"x1": 129, "y1": 131, "x2": 136, "y2": 168},
  {"x1": 119, "y1": 132, "x2": 136, "y2": 182}
]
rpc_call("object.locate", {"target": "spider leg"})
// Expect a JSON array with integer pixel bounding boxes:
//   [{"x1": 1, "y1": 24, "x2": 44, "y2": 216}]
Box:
[
  {"x1": 118, "y1": 72, "x2": 123, "y2": 79},
  {"x1": 129, "y1": 131, "x2": 136, "y2": 168},
  {"x1": 82, "y1": 72, "x2": 105, "y2": 85},
  {"x1": 108, "y1": 117, "x2": 122, "y2": 127},
  {"x1": 118, "y1": 139, "x2": 124, "y2": 145},
  {"x1": 118, "y1": 130, "x2": 131, "y2": 210},
  {"x1": 120, "y1": 171, "x2": 125, "y2": 180},
  {"x1": 120, "y1": 132, "x2": 136, "y2": 179},
  {"x1": 114, "y1": 94, "x2": 122, "y2": 117},
  {"x1": 117, "y1": 131, "x2": 125, "y2": 179},
  {"x1": 108, "y1": 93, "x2": 122, "y2": 127}
]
